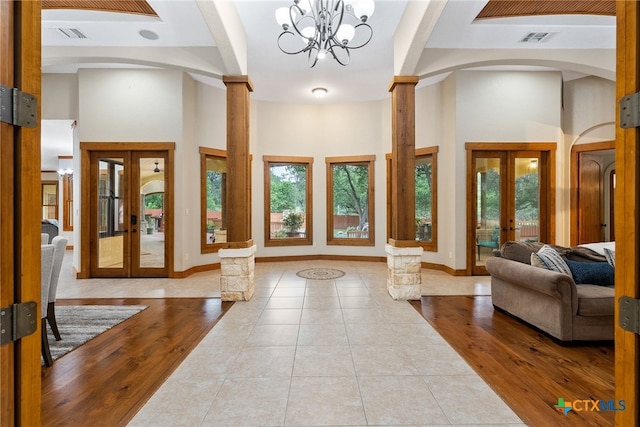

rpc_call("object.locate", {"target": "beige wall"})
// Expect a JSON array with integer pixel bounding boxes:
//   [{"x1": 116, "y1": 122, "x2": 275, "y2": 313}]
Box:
[{"x1": 41, "y1": 68, "x2": 615, "y2": 274}]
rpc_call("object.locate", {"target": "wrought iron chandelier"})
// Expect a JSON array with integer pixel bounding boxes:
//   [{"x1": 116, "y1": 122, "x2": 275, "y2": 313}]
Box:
[{"x1": 275, "y1": 0, "x2": 375, "y2": 67}]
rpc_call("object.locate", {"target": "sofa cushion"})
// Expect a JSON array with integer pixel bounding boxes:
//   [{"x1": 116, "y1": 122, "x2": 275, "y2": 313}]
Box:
[
  {"x1": 604, "y1": 248, "x2": 615, "y2": 267},
  {"x1": 576, "y1": 284, "x2": 615, "y2": 316},
  {"x1": 531, "y1": 245, "x2": 572, "y2": 276},
  {"x1": 565, "y1": 260, "x2": 614, "y2": 286},
  {"x1": 500, "y1": 241, "x2": 544, "y2": 264}
]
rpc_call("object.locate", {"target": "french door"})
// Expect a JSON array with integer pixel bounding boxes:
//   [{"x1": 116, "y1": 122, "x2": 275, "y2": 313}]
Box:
[
  {"x1": 89, "y1": 150, "x2": 170, "y2": 278},
  {"x1": 467, "y1": 144, "x2": 554, "y2": 275}
]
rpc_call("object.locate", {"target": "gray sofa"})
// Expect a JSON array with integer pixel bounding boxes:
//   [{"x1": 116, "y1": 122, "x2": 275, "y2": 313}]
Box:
[{"x1": 486, "y1": 241, "x2": 614, "y2": 344}]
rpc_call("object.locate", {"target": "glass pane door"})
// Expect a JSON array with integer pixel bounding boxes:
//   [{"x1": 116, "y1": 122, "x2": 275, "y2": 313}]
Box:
[
  {"x1": 89, "y1": 150, "x2": 169, "y2": 278},
  {"x1": 93, "y1": 155, "x2": 129, "y2": 276},
  {"x1": 133, "y1": 154, "x2": 167, "y2": 275},
  {"x1": 474, "y1": 154, "x2": 504, "y2": 269},
  {"x1": 513, "y1": 155, "x2": 540, "y2": 243}
]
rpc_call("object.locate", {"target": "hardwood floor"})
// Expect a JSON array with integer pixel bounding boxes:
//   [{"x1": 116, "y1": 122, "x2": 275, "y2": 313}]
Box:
[
  {"x1": 41, "y1": 298, "x2": 232, "y2": 427},
  {"x1": 412, "y1": 296, "x2": 615, "y2": 427}
]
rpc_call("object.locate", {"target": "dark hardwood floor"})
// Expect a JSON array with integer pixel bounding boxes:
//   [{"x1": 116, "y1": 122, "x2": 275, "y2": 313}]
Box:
[
  {"x1": 412, "y1": 296, "x2": 615, "y2": 427},
  {"x1": 41, "y1": 298, "x2": 232, "y2": 427}
]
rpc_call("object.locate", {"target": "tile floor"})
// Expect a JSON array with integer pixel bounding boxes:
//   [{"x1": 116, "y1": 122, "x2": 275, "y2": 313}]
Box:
[{"x1": 58, "y1": 254, "x2": 522, "y2": 426}]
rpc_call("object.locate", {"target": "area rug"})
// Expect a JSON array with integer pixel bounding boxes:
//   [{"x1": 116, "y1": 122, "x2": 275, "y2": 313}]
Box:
[
  {"x1": 296, "y1": 268, "x2": 345, "y2": 280},
  {"x1": 45, "y1": 305, "x2": 147, "y2": 363}
]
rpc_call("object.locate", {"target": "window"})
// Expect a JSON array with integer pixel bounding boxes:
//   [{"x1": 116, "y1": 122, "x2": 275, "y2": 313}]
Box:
[
  {"x1": 62, "y1": 174, "x2": 73, "y2": 231},
  {"x1": 200, "y1": 147, "x2": 227, "y2": 253},
  {"x1": 326, "y1": 155, "x2": 375, "y2": 246},
  {"x1": 386, "y1": 147, "x2": 438, "y2": 251},
  {"x1": 415, "y1": 147, "x2": 438, "y2": 250},
  {"x1": 42, "y1": 181, "x2": 59, "y2": 221},
  {"x1": 263, "y1": 156, "x2": 313, "y2": 246}
]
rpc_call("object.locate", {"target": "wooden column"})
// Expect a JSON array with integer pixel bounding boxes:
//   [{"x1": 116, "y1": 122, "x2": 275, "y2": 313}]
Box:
[
  {"x1": 388, "y1": 76, "x2": 419, "y2": 246},
  {"x1": 223, "y1": 76, "x2": 253, "y2": 245},
  {"x1": 615, "y1": 1, "x2": 639, "y2": 425}
]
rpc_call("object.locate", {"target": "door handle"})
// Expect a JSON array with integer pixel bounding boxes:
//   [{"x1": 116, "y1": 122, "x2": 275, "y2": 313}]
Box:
[{"x1": 131, "y1": 215, "x2": 137, "y2": 225}]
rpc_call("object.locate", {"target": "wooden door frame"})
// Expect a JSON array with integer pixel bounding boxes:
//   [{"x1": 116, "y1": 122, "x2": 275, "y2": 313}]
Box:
[
  {"x1": 615, "y1": 2, "x2": 639, "y2": 424},
  {"x1": 79, "y1": 142, "x2": 175, "y2": 279},
  {"x1": 0, "y1": 1, "x2": 42, "y2": 425},
  {"x1": 569, "y1": 140, "x2": 615, "y2": 246},
  {"x1": 465, "y1": 142, "x2": 556, "y2": 275}
]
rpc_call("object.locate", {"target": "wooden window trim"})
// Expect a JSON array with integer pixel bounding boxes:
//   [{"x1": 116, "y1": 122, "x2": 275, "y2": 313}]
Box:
[
  {"x1": 386, "y1": 147, "x2": 439, "y2": 251},
  {"x1": 263, "y1": 155, "x2": 314, "y2": 247},
  {"x1": 326, "y1": 155, "x2": 375, "y2": 246},
  {"x1": 200, "y1": 147, "x2": 228, "y2": 254},
  {"x1": 42, "y1": 180, "x2": 59, "y2": 221},
  {"x1": 415, "y1": 146, "x2": 438, "y2": 251}
]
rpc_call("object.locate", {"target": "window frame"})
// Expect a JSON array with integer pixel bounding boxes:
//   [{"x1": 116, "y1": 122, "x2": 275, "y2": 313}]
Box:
[
  {"x1": 326, "y1": 155, "x2": 375, "y2": 246},
  {"x1": 263, "y1": 155, "x2": 314, "y2": 247},
  {"x1": 386, "y1": 146, "x2": 438, "y2": 251},
  {"x1": 41, "y1": 180, "x2": 59, "y2": 222},
  {"x1": 200, "y1": 147, "x2": 228, "y2": 254},
  {"x1": 414, "y1": 146, "x2": 438, "y2": 251}
]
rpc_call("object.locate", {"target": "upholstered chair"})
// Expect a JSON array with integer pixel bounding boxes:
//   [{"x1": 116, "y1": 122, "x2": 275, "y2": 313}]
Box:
[
  {"x1": 46, "y1": 236, "x2": 68, "y2": 341},
  {"x1": 41, "y1": 244, "x2": 55, "y2": 367},
  {"x1": 41, "y1": 233, "x2": 49, "y2": 244}
]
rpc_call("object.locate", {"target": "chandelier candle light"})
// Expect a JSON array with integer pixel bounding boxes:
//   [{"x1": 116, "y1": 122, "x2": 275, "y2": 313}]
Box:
[{"x1": 275, "y1": 0, "x2": 375, "y2": 67}]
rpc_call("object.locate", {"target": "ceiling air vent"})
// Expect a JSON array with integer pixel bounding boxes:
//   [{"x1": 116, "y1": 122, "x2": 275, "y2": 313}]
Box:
[
  {"x1": 519, "y1": 32, "x2": 551, "y2": 43},
  {"x1": 56, "y1": 28, "x2": 87, "y2": 39}
]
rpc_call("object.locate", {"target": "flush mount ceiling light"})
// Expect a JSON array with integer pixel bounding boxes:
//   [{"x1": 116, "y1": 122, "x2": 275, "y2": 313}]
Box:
[
  {"x1": 139, "y1": 29, "x2": 159, "y2": 40},
  {"x1": 312, "y1": 87, "x2": 328, "y2": 98},
  {"x1": 276, "y1": 0, "x2": 375, "y2": 67}
]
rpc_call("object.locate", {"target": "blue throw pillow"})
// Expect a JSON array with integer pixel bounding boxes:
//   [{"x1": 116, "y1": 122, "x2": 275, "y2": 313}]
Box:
[{"x1": 565, "y1": 260, "x2": 614, "y2": 286}]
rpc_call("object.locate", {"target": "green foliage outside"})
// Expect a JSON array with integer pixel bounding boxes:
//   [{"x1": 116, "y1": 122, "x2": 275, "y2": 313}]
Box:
[
  {"x1": 479, "y1": 169, "x2": 539, "y2": 222},
  {"x1": 206, "y1": 171, "x2": 223, "y2": 211},
  {"x1": 270, "y1": 164, "x2": 306, "y2": 213},
  {"x1": 332, "y1": 164, "x2": 369, "y2": 229},
  {"x1": 415, "y1": 161, "x2": 432, "y2": 220},
  {"x1": 145, "y1": 193, "x2": 163, "y2": 209}
]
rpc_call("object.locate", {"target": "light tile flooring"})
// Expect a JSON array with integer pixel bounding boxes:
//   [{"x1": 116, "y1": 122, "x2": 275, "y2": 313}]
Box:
[{"x1": 58, "y1": 254, "x2": 523, "y2": 426}]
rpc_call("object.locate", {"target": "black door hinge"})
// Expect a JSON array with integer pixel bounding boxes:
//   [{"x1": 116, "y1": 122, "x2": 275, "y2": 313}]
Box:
[{"x1": 0, "y1": 302, "x2": 38, "y2": 345}]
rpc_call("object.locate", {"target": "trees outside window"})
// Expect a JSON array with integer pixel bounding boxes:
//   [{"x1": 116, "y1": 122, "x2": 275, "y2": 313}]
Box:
[
  {"x1": 42, "y1": 181, "x2": 58, "y2": 221},
  {"x1": 200, "y1": 147, "x2": 227, "y2": 253},
  {"x1": 264, "y1": 156, "x2": 313, "y2": 246},
  {"x1": 387, "y1": 146, "x2": 438, "y2": 251},
  {"x1": 415, "y1": 147, "x2": 438, "y2": 250},
  {"x1": 326, "y1": 155, "x2": 375, "y2": 246}
]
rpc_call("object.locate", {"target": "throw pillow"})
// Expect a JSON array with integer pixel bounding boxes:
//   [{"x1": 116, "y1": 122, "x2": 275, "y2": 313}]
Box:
[
  {"x1": 530, "y1": 244, "x2": 572, "y2": 276},
  {"x1": 565, "y1": 260, "x2": 615, "y2": 287},
  {"x1": 603, "y1": 247, "x2": 615, "y2": 267}
]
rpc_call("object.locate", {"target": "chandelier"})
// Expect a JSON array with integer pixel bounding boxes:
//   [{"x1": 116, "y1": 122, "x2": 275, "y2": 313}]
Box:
[{"x1": 275, "y1": 0, "x2": 375, "y2": 67}]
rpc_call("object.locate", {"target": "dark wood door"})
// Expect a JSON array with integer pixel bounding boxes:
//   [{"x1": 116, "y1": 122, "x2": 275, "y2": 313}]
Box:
[
  {"x1": 0, "y1": 1, "x2": 42, "y2": 425},
  {"x1": 578, "y1": 153, "x2": 604, "y2": 244}
]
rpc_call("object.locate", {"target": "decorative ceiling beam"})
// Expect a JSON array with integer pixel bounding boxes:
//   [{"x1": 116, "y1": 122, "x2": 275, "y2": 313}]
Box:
[
  {"x1": 42, "y1": 0, "x2": 158, "y2": 17},
  {"x1": 476, "y1": 0, "x2": 615, "y2": 20}
]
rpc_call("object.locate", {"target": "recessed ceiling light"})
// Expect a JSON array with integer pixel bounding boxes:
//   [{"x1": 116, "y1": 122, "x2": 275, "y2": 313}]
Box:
[
  {"x1": 139, "y1": 29, "x2": 159, "y2": 40},
  {"x1": 312, "y1": 87, "x2": 327, "y2": 98}
]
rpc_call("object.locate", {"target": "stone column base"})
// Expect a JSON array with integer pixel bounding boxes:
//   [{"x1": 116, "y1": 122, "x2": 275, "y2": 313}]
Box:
[
  {"x1": 219, "y1": 245, "x2": 256, "y2": 301},
  {"x1": 385, "y1": 244, "x2": 423, "y2": 300}
]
